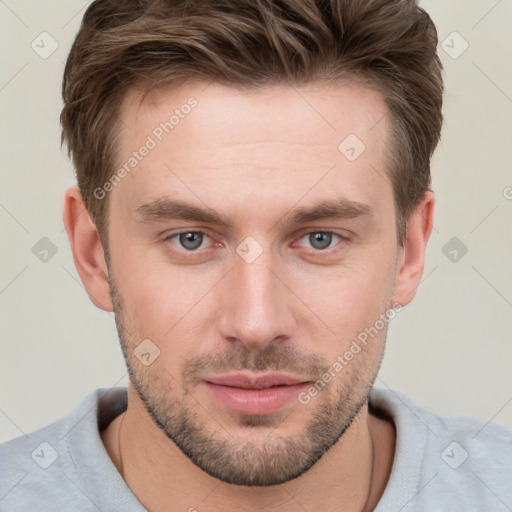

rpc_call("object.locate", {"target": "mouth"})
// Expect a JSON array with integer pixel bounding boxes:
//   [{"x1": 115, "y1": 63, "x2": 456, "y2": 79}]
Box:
[{"x1": 201, "y1": 372, "x2": 312, "y2": 415}]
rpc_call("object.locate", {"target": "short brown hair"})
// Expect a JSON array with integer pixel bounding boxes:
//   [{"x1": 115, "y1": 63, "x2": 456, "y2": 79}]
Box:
[{"x1": 61, "y1": 0, "x2": 443, "y2": 262}]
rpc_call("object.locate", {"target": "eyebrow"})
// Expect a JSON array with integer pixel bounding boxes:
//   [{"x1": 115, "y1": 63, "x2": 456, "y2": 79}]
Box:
[{"x1": 134, "y1": 196, "x2": 375, "y2": 228}]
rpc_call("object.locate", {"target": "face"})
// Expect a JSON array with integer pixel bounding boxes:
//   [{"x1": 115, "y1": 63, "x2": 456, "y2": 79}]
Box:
[{"x1": 106, "y1": 80, "x2": 400, "y2": 486}]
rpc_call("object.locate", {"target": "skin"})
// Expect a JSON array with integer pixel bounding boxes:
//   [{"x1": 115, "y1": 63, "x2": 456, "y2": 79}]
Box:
[{"x1": 63, "y1": 80, "x2": 434, "y2": 511}]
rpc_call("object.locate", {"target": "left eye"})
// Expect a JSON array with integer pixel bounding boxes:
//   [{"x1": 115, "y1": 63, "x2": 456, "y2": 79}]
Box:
[{"x1": 297, "y1": 231, "x2": 343, "y2": 251}]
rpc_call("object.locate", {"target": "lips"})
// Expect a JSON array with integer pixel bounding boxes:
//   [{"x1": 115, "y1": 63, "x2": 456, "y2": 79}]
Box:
[
  {"x1": 201, "y1": 373, "x2": 312, "y2": 415},
  {"x1": 204, "y1": 372, "x2": 309, "y2": 390}
]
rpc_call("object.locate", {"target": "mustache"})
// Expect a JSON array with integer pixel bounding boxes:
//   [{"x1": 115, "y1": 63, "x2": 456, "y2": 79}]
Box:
[{"x1": 181, "y1": 344, "x2": 331, "y2": 387}]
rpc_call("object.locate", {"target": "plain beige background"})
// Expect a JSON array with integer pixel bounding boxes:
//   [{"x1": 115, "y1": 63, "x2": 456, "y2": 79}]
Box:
[{"x1": 1, "y1": 0, "x2": 511, "y2": 442}]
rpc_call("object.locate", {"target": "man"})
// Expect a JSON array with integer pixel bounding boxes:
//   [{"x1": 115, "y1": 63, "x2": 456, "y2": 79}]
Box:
[{"x1": 1, "y1": 0, "x2": 511, "y2": 510}]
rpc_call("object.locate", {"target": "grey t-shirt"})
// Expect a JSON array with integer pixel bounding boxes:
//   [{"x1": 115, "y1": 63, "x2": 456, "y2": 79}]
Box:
[{"x1": 1, "y1": 387, "x2": 511, "y2": 511}]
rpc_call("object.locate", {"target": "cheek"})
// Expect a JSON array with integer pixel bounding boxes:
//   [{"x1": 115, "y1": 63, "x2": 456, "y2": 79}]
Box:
[
  {"x1": 300, "y1": 250, "x2": 396, "y2": 343},
  {"x1": 318, "y1": 249, "x2": 394, "y2": 298},
  {"x1": 110, "y1": 246, "x2": 219, "y2": 357}
]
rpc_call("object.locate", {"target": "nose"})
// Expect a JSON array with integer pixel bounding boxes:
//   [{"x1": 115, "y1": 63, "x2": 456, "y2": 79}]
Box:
[{"x1": 218, "y1": 247, "x2": 297, "y2": 352}]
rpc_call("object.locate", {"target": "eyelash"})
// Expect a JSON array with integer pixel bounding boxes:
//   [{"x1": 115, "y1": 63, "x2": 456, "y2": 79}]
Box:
[{"x1": 162, "y1": 230, "x2": 350, "y2": 258}]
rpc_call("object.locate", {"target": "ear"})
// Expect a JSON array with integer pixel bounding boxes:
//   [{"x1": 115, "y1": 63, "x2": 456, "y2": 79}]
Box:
[
  {"x1": 62, "y1": 186, "x2": 113, "y2": 312},
  {"x1": 391, "y1": 191, "x2": 435, "y2": 308}
]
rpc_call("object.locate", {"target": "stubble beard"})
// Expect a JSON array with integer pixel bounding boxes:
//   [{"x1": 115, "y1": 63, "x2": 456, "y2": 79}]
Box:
[{"x1": 108, "y1": 276, "x2": 385, "y2": 486}]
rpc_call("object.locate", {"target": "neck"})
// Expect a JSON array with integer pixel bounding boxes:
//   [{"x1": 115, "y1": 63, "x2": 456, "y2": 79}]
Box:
[{"x1": 101, "y1": 385, "x2": 395, "y2": 512}]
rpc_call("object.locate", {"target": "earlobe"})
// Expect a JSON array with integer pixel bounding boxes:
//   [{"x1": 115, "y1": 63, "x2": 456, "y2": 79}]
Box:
[
  {"x1": 62, "y1": 186, "x2": 114, "y2": 312},
  {"x1": 390, "y1": 191, "x2": 435, "y2": 308}
]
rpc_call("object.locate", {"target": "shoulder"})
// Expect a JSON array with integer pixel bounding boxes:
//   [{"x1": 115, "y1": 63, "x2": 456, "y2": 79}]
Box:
[
  {"x1": 0, "y1": 387, "x2": 129, "y2": 512},
  {"x1": 370, "y1": 388, "x2": 512, "y2": 511}
]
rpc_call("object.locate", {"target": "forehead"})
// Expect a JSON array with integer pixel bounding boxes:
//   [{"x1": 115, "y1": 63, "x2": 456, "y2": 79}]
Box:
[
  {"x1": 112, "y1": 79, "x2": 392, "y2": 222},
  {"x1": 119, "y1": 79, "x2": 389, "y2": 148}
]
